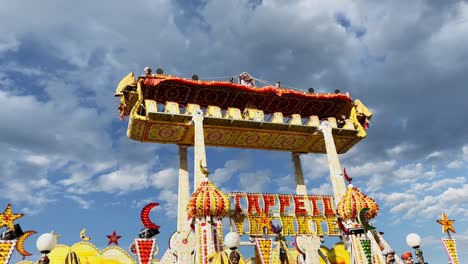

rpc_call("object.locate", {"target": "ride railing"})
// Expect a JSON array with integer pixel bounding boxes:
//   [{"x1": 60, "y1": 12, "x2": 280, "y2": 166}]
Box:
[{"x1": 139, "y1": 99, "x2": 356, "y2": 130}]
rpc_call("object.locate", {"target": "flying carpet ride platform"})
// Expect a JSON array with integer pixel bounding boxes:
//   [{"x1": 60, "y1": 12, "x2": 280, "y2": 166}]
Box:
[{"x1": 115, "y1": 72, "x2": 372, "y2": 154}]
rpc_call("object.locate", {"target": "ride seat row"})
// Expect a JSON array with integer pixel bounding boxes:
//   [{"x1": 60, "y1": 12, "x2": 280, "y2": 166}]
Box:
[{"x1": 144, "y1": 100, "x2": 354, "y2": 129}]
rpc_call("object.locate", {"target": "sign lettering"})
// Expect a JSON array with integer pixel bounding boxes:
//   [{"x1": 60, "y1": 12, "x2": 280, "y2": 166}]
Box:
[{"x1": 228, "y1": 192, "x2": 340, "y2": 237}]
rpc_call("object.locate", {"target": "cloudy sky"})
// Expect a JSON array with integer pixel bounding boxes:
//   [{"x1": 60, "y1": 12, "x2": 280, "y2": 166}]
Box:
[{"x1": 1, "y1": 0, "x2": 467, "y2": 262}]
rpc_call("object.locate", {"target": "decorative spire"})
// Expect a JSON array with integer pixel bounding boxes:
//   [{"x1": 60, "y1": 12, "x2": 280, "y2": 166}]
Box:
[
  {"x1": 337, "y1": 184, "x2": 379, "y2": 221},
  {"x1": 187, "y1": 177, "x2": 229, "y2": 218}
]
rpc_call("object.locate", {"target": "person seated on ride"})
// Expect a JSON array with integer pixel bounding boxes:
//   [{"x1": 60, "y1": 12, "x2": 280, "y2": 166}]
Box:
[
  {"x1": 337, "y1": 114, "x2": 347, "y2": 128},
  {"x1": 239, "y1": 72, "x2": 255, "y2": 87},
  {"x1": 144, "y1": 66, "x2": 152, "y2": 76}
]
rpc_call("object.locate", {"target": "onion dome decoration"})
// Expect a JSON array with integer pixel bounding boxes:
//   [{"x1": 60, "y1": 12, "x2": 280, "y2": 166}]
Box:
[
  {"x1": 337, "y1": 184, "x2": 379, "y2": 221},
  {"x1": 187, "y1": 179, "x2": 230, "y2": 218}
]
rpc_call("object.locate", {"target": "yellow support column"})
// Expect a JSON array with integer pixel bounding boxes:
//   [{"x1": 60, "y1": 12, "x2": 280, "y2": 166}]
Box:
[
  {"x1": 292, "y1": 153, "x2": 307, "y2": 195},
  {"x1": 320, "y1": 120, "x2": 346, "y2": 204},
  {"x1": 192, "y1": 110, "x2": 207, "y2": 189},
  {"x1": 163, "y1": 145, "x2": 195, "y2": 263},
  {"x1": 291, "y1": 152, "x2": 321, "y2": 264},
  {"x1": 177, "y1": 145, "x2": 189, "y2": 231}
]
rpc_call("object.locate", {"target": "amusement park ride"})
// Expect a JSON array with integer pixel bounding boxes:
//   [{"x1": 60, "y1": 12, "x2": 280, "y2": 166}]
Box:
[
  {"x1": 0, "y1": 69, "x2": 460, "y2": 264},
  {"x1": 112, "y1": 68, "x2": 385, "y2": 264}
]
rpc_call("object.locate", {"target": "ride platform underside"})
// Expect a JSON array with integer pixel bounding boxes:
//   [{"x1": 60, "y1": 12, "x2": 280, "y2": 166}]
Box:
[{"x1": 116, "y1": 73, "x2": 371, "y2": 154}]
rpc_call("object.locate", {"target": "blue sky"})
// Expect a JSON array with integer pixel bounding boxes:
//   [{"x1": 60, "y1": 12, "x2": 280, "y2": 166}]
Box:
[{"x1": 0, "y1": 0, "x2": 467, "y2": 263}]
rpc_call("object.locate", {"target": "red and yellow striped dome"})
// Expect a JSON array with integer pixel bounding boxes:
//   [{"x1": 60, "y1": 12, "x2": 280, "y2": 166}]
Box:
[
  {"x1": 337, "y1": 184, "x2": 379, "y2": 221},
  {"x1": 187, "y1": 179, "x2": 230, "y2": 218}
]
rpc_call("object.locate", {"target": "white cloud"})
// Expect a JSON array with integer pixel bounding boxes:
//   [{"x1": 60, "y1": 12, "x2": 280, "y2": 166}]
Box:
[
  {"x1": 0, "y1": 62, "x2": 44, "y2": 77},
  {"x1": 66, "y1": 195, "x2": 93, "y2": 209},
  {"x1": 453, "y1": 228, "x2": 468, "y2": 256},
  {"x1": 376, "y1": 183, "x2": 468, "y2": 221},
  {"x1": 93, "y1": 164, "x2": 151, "y2": 194},
  {"x1": 374, "y1": 192, "x2": 419, "y2": 218},
  {"x1": 425, "y1": 2, "x2": 468, "y2": 71},
  {"x1": 151, "y1": 168, "x2": 178, "y2": 190},
  {"x1": 238, "y1": 170, "x2": 272, "y2": 193},
  {"x1": 439, "y1": 184, "x2": 468, "y2": 207},
  {"x1": 413, "y1": 177, "x2": 465, "y2": 192},
  {"x1": 309, "y1": 183, "x2": 333, "y2": 196},
  {"x1": 425, "y1": 151, "x2": 442, "y2": 159},
  {"x1": 463, "y1": 145, "x2": 468, "y2": 160},
  {"x1": 210, "y1": 159, "x2": 250, "y2": 186},
  {"x1": 0, "y1": 34, "x2": 19, "y2": 53},
  {"x1": 302, "y1": 154, "x2": 329, "y2": 180},
  {"x1": 157, "y1": 189, "x2": 179, "y2": 218},
  {"x1": 423, "y1": 165, "x2": 437, "y2": 178},
  {"x1": 0, "y1": 72, "x2": 12, "y2": 87},
  {"x1": 272, "y1": 175, "x2": 295, "y2": 194},
  {"x1": 447, "y1": 144, "x2": 468, "y2": 169},
  {"x1": 346, "y1": 160, "x2": 396, "y2": 177},
  {"x1": 24, "y1": 154, "x2": 51, "y2": 166},
  {"x1": 448, "y1": 160, "x2": 463, "y2": 169},
  {"x1": 392, "y1": 163, "x2": 428, "y2": 183},
  {"x1": 343, "y1": 159, "x2": 395, "y2": 192},
  {"x1": 0, "y1": 90, "x2": 113, "y2": 164},
  {"x1": 386, "y1": 143, "x2": 416, "y2": 157},
  {"x1": 132, "y1": 198, "x2": 157, "y2": 210},
  {"x1": 0, "y1": 147, "x2": 60, "y2": 208}
]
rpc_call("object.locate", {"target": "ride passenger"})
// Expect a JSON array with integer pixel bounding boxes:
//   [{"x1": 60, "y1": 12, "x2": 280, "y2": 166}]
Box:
[
  {"x1": 144, "y1": 66, "x2": 152, "y2": 76},
  {"x1": 239, "y1": 72, "x2": 255, "y2": 87},
  {"x1": 337, "y1": 114, "x2": 347, "y2": 128}
]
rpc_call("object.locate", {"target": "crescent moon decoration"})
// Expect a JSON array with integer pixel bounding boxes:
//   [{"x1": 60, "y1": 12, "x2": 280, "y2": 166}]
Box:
[
  {"x1": 343, "y1": 168, "x2": 352, "y2": 184},
  {"x1": 357, "y1": 208, "x2": 375, "y2": 231},
  {"x1": 199, "y1": 160, "x2": 210, "y2": 176},
  {"x1": 15, "y1": 230, "x2": 37, "y2": 257},
  {"x1": 50, "y1": 230, "x2": 61, "y2": 240},
  {"x1": 293, "y1": 237, "x2": 305, "y2": 255},
  {"x1": 80, "y1": 228, "x2": 91, "y2": 241},
  {"x1": 337, "y1": 217, "x2": 349, "y2": 234},
  {"x1": 129, "y1": 242, "x2": 137, "y2": 255},
  {"x1": 141, "y1": 202, "x2": 161, "y2": 230}
]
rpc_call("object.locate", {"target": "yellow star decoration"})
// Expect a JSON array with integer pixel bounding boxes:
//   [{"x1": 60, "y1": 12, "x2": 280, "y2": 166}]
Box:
[
  {"x1": 51, "y1": 230, "x2": 61, "y2": 240},
  {"x1": 0, "y1": 204, "x2": 24, "y2": 231},
  {"x1": 255, "y1": 212, "x2": 273, "y2": 232},
  {"x1": 436, "y1": 213, "x2": 456, "y2": 234}
]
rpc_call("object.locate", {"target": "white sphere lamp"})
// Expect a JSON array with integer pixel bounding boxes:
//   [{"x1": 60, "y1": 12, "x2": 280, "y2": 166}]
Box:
[
  {"x1": 406, "y1": 233, "x2": 426, "y2": 264},
  {"x1": 406, "y1": 233, "x2": 422, "y2": 248},
  {"x1": 36, "y1": 233, "x2": 57, "y2": 254},
  {"x1": 224, "y1": 232, "x2": 241, "y2": 249}
]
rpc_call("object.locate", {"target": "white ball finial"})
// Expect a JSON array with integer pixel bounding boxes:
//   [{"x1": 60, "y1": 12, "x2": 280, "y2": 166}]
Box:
[
  {"x1": 224, "y1": 232, "x2": 240, "y2": 249},
  {"x1": 406, "y1": 233, "x2": 422, "y2": 248},
  {"x1": 36, "y1": 233, "x2": 57, "y2": 253}
]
